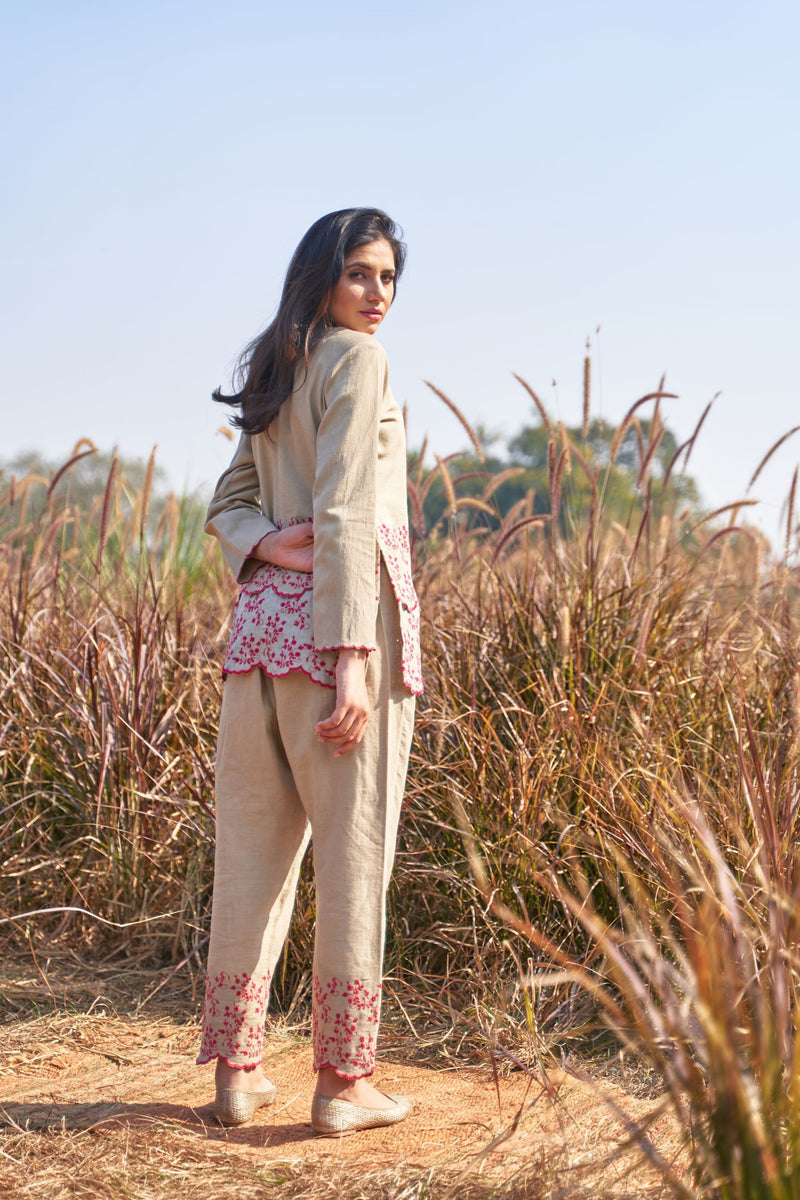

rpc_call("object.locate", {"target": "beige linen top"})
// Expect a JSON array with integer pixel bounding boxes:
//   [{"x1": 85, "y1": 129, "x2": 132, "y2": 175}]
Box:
[{"x1": 206, "y1": 328, "x2": 422, "y2": 695}]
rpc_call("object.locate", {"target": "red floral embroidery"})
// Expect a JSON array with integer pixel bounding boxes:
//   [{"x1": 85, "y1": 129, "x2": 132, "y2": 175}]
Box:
[
  {"x1": 378, "y1": 523, "x2": 423, "y2": 695},
  {"x1": 399, "y1": 603, "x2": 423, "y2": 695},
  {"x1": 196, "y1": 968, "x2": 271, "y2": 1066},
  {"x1": 377, "y1": 524, "x2": 418, "y2": 609},
  {"x1": 224, "y1": 517, "x2": 339, "y2": 689},
  {"x1": 241, "y1": 563, "x2": 313, "y2": 599},
  {"x1": 224, "y1": 518, "x2": 422, "y2": 695},
  {"x1": 312, "y1": 975, "x2": 382, "y2": 1078}
]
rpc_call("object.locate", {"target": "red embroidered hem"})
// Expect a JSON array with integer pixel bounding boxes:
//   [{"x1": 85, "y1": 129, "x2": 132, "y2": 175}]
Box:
[
  {"x1": 311, "y1": 975, "x2": 381, "y2": 1078},
  {"x1": 198, "y1": 967, "x2": 271, "y2": 1065},
  {"x1": 315, "y1": 643, "x2": 377, "y2": 655},
  {"x1": 222, "y1": 662, "x2": 336, "y2": 690},
  {"x1": 244, "y1": 578, "x2": 314, "y2": 599}
]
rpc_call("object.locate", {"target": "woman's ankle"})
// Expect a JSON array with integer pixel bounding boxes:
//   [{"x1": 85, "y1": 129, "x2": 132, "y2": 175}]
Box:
[
  {"x1": 315, "y1": 1066, "x2": 350, "y2": 1096},
  {"x1": 317, "y1": 1066, "x2": 374, "y2": 1097},
  {"x1": 315, "y1": 1068, "x2": 393, "y2": 1106},
  {"x1": 215, "y1": 1059, "x2": 266, "y2": 1090}
]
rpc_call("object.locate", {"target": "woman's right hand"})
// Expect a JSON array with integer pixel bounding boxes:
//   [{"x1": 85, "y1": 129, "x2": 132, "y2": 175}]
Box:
[
  {"x1": 254, "y1": 522, "x2": 314, "y2": 572},
  {"x1": 315, "y1": 648, "x2": 370, "y2": 757}
]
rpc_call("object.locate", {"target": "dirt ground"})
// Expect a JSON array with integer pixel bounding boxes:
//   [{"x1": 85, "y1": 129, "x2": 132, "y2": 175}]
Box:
[{"x1": 0, "y1": 958, "x2": 683, "y2": 1199}]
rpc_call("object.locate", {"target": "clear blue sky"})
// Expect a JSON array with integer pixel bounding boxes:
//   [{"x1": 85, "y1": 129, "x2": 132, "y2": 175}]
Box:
[{"x1": 2, "y1": 0, "x2": 799, "y2": 539}]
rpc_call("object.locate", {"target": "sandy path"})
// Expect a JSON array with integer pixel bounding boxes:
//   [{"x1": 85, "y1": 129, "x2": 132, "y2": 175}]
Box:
[{"x1": 0, "y1": 1013, "x2": 681, "y2": 1194}]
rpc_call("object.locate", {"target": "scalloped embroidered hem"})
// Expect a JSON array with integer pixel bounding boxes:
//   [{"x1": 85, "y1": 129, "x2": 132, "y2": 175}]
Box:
[
  {"x1": 195, "y1": 1052, "x2": 263, "y2": 1069},
  {"x1": 242, "y1": 578, "x2": 314, "y2": 599},
  {"x1": 315, "y1": 643, "x2": 377, "y2": 655},
  {"x1": 222, "y1": 663, "x2": 336, "y2": 690},
  {"x1": 314, "y1": 1060, "x2": 375, "y2": 1081}
]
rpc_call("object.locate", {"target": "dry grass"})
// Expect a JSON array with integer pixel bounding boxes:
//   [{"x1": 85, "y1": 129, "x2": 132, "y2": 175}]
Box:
[
  {"x1": 0, "y1": 1132, "x2": 560, "y2": 1200},
  {"x1": 0, "y1": 985, "x2": 675, "y2": 1200},
  {"x1": 4, "y1": 381, "x2": 800, "y2": 1197}
]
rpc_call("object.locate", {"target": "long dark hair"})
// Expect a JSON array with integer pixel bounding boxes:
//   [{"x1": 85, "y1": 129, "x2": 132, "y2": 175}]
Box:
[{"x1": 213, "y1": 208, "x2": 406, "y2": 436}]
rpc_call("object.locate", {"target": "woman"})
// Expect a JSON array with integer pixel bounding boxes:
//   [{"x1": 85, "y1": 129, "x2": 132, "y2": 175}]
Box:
[{"x1": 197, "y1": 208, "x2": 422, "y2": 1138}]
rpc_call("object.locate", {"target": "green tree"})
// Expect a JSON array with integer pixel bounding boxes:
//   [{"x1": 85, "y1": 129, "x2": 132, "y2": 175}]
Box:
[{"x1": 409, "y1": 414, "x2": 701, "y2": 539}]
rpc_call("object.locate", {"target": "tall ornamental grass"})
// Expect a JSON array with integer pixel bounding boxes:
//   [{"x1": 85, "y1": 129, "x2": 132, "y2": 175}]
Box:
[
  {"x1": 404, "y1": 387, "x2": 800, "y2": 1198},
  {"x1": 1, "y1": 446, "x2": 223, "y2": 961},
  {"x1": 2, "y1": 379, "x2": 800, "y2": 1198}
]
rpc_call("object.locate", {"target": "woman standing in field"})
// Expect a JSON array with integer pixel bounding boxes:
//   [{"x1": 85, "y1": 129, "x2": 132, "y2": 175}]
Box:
[{"x1": 197, "y1": 208, "x2": 422, "y2": 1137}]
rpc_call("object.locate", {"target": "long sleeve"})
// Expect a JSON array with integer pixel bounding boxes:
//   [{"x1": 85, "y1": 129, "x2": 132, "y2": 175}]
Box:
[
  {"x1": 205, "y1": 433, "x2": 277, "y2": 583},
  {"x1": 311, "y1": 339, "x2": 386, "y2": 651}
]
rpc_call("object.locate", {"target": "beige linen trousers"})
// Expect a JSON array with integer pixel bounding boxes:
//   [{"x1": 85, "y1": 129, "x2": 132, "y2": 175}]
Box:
[{"x1": 197, "y1": 329, "x2": 420, "y2": 1079}]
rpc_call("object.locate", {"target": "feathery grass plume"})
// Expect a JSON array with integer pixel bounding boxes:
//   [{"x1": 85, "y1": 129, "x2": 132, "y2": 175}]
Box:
[
  {"x1": 607, "y1": 392, "x2": 678, "y2": 465},
  {"x1": 662, "y1": 398, "x2": 717, "y2": 496},
  {"x1": 417, "y1": 450, "x2": 459, "y2": 514},
  {"x1": 138, "y1": 446, "x2": 158, "y2": 543},
  {"x1": 94, "y1": 449, "x2": 118, "y2": 571},
  {"x1": 662, "y1": 436, "x2": 695, "y2": 496},
  {"x1": 682, "y1": 396, "x2": 717, "y2": 473},
  {"x1": 503, "y1": 494, "x2": 536, "y2": 529},
  {"x1": 46, "y1": 447, "x2": 97, "y2": 501},
  {"x1": 661, "y1": 397, "x2": 716, "y2": 508},
  {"x1": 636, "y1": 423, "x2": 665, "y2": 492},
  {"x1": 582, "y1": 343, "x2": 591, "y2": 440},
  {"x1": 747, "y1": 426, "x2": 800, "y2": 492},
  {"x1": 649, "y1": 380, "x2": 664, "y2": 469},
  {"x1": 632, "y1": 420, "x2": 645, "y2": 481},
  {"x1": 656, "y1": 512, "x2": 672, "y2": 561},
  {"x1": 690, "y1": 499, "x2": 758, "y2": 532},
  {"x1": 481, "y1": 466, "x2": 525, "y2": 502},
  {"x1": 434, "y1": 453, "x2": 458, "y2": 518},
  {"x1": 70, "y1": 436, "x2": 99, "y2": 455},
  {"x1": 451, "y1": 471, "x2": 492, "y2": 489},
  {"x1": 424, "y1": 381, "x2": 485, "y2": 462},
  {"x1": 607, "y1": 418, "x2": 634, "y2": 468},
  {"x1": 550, "y1": 448, "x2": 568, "y2": 528},
  {"x1": 567, "y1": 438, "x2": 598, "y2": 492},
  {"x1": 455, "y1": 497, "x2": 497, "y2": 518},
  {"x1": 512, "y1": 372, "x2": 553, "y2": 439},
  {"x1": 699, "y1": 524, "x2": 753, "y2": 560},
  {"x1": 558, "y1": 422, "x2": 572, "y2": 475},
  {"x1": 153, "y1": 492, "x2": 180, "y2": 557},
  {"x1": 406, "y1": 479, "x2": 426, "y2": 538},
  {"x1": 414, "y1": 435, "x2": 429, "y2": 487},
  {"x1": 6, "y1": 473, "x2": 45, "y2": 526},
  {"x1": 785, "y1": 464, "x2": 798, "y2": 560},
  {"x1": 654, "y1": 371, "x2": 666, "y2": 416},
  {"x1": 490, "y1": 513, "x2": 549, "y2": 559},
  {"x1": 547, "y1": 438, "x2": 556, "y2": 480}
]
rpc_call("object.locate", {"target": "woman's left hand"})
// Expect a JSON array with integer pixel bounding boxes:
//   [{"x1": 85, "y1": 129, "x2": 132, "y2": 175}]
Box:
[
  {"x1": 254, "y1": 522, "x2": 314, "y2": 572},
  {"x1": 315, "y1": 648, "x2": 370, "y2": 756}
]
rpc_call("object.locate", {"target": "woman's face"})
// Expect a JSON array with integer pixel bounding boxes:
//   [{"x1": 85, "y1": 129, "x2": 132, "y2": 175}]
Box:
[{"x1": 326, "y1": 238, "x2": 396, "y2": 335}]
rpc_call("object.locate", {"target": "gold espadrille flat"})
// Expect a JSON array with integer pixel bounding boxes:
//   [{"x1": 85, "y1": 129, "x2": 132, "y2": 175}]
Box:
[
  {"x1": 310, "y1": 1092, "x2": 413, "y2": 1137},
  {"x1": 214, "y1": 1083, "x2": 277, "y2": 1126}
]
